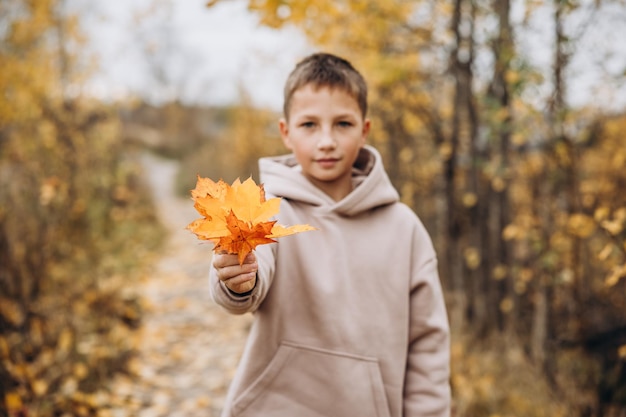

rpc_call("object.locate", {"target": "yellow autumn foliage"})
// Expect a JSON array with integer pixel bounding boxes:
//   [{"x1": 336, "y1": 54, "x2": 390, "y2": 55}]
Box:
[{"x1": 1, "y1": 1, "x2": 165, "y2": 415}]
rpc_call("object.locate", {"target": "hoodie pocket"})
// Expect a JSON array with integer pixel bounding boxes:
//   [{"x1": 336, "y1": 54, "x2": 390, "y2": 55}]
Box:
[{"x1": 231, "y1": 341, "x2": 391, "y2": 417}]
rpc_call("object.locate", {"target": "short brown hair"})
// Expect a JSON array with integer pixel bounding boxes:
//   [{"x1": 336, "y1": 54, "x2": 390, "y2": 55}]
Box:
[{"x1": 283, "y1": 52, "x2": 368, "y2": 120}]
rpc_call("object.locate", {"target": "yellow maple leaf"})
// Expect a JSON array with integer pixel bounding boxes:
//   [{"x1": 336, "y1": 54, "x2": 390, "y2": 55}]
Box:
[{"x1": 186, "y1": 176, "x2": 315, "y2": 264}]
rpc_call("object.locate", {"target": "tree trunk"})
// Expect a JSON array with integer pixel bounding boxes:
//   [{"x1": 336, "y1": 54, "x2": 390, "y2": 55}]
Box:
[
  {"x1": 486, "y1": 0, "x2": 514, "y2": 333},
  {"x1": 446, "y1": 0, "x2": 478, "y2": 331}
]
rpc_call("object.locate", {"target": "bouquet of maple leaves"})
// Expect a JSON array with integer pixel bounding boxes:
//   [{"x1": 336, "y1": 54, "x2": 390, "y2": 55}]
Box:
[{"x1": 186, "y1": 176, "x2": 315, "y2": 265}]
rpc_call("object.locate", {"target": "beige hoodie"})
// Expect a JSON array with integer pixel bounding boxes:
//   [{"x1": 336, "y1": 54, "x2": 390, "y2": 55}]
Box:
[{"x1": 210, "y1": 146, "x2": 450, "y2": 417}]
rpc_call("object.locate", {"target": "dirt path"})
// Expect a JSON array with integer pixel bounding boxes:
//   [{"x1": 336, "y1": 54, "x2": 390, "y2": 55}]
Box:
[{"x1": 109, "y1": 153, "x2": 251, "y2": 417}]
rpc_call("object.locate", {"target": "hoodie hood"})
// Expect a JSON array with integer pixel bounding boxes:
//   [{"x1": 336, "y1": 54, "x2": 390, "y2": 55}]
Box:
[{"x1": 258, "y1": 145, "x2": 399, "y2": 216}]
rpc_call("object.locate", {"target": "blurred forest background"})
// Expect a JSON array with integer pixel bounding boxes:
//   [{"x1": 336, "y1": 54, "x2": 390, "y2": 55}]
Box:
[{"x1": 1, "y1": 0, "x2": 626, "y2": 416}]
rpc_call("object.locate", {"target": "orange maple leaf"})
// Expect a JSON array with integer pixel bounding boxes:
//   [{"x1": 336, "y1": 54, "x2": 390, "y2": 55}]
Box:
[
  {"x1": 186, "y1": 176, "x2": 315, "y2": 264},
  {"x1": 214, "y1": 211, "x2": 277, "y2": 264}
]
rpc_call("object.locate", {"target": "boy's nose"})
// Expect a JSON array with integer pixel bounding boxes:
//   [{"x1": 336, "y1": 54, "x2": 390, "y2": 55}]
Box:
[{"x1": 317, "y1": 129, "x2": 337, "y2": 150}]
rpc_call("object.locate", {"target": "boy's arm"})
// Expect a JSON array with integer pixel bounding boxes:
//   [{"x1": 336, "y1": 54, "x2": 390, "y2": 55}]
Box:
[
  {"x1": 404, "y1": 255, "x2": 451, "y2": 417},
  {"x1": 209, "y1": 244, "x2": 275, "y2": 314}
]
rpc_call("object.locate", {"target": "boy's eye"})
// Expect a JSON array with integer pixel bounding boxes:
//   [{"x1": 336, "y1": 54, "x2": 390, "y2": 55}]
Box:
[
  {"x1": 300, "y1": 122, "x2": 315, "y2": 128},
  {"x1": 337, "y1": 121, "x2": 353, "y2": 128}
]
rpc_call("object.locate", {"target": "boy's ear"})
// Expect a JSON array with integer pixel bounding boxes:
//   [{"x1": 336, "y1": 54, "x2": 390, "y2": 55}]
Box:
[
  {"x1": 361, "y1": 118, "x2": 371, "y2": 144},
  {"x1": 279, "y1": 118, "x2": 293, "y2": 149}
]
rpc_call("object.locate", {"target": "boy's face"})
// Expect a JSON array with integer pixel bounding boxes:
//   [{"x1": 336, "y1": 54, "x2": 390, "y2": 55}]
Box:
[{"x1": 279, "y1": 84, "x2": 370, "y2": 201}]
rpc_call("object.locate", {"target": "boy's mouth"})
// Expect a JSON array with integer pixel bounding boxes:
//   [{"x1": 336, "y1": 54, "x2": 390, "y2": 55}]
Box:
[{"x1": 315, "y1": 157, "x2": 340, "y2": 168}]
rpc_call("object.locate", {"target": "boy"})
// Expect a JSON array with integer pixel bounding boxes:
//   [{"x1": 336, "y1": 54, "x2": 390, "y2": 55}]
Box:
[{"x1": 210, "y1": 52, "x2": 450, "y2": 417}]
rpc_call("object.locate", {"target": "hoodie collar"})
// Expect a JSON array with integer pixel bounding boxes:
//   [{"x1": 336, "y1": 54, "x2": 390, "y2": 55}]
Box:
[{"x1": 259, "y1": 145, "x2": 399, "y2": 216}]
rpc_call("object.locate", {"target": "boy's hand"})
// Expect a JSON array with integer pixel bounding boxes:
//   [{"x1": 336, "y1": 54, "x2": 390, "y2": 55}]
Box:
[{"x1": 213, "y1": 252, "x2": 257, "y2": 294}]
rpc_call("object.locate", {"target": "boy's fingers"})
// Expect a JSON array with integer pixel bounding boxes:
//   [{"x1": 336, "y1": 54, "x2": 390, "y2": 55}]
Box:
[
  {"x1": 214, "y1": 259, "x2": 258, "y2": 282},
  {"x1": 224, "y1": 273, "x2": 256, "y2": 294},
  {"x1": 224, "y1": 262, "x2": 257, "y2": 277},
  {"x1": 223, "y1": 271, "x2": 257, "y2": 287},
  {"x1": 213, "y1": 252, "x2": 256, "y2": 268},
  {"x1": 212, "y1": 253, "x2": 239, "y2": 268}
]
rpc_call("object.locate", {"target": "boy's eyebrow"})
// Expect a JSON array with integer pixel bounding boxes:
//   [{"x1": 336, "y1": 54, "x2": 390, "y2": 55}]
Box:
[
  {"x1": 294, "y1": 113, "x2": 359, "y2": 122},
  {"x1": 295, "y1": 111, "x2": 359, "y2": 118},
  {"x1": 331, "y1": 113, "x2": 360, "y2": 122}
]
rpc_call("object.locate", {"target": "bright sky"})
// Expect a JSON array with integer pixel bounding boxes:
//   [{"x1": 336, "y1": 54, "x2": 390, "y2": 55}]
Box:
[
  {"x1": 80, "y1": 1, "x2": 311, "y2": 110},
  {"x1": 78, "y1": 0, "x2": 625, "y2": 112}
]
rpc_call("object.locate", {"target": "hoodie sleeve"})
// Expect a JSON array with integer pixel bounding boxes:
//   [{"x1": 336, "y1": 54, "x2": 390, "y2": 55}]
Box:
[
  {"x1": 209, "y1": 243, "x2": 276, "y2": 315},
  {"x1": 404, "y1": 229, "x2": 451, "y2": 416}
]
